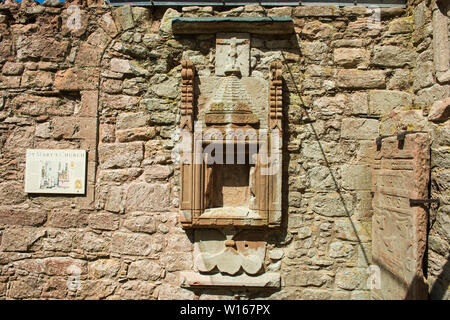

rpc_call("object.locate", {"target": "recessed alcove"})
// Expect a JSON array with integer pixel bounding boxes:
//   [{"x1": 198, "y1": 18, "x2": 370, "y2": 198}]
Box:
[
  {"x1": 208, "y1": 163, "x2": 250, "y2": 208},
  {"x1": 202, "y1": 142, "x2": 259, "y2": 220}
]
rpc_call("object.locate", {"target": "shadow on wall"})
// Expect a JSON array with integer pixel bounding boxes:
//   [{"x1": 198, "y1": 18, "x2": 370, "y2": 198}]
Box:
[
  {"x1": 280, "y1": 50, "x2": 371, "y2": 268},
  {"x1": 430, "y1": 256, "x2": 450, "y2": 300},
  {"x1": 373, "y1": 257, "x2": 429, "y2": 300}
]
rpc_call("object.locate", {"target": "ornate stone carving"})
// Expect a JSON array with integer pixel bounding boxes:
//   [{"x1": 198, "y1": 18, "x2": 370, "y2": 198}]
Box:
[
  {"x1": 269, "y1": 61, "x2": 283, "y2": 131},
  {"x1": 180, "y1": 60, "x2": 195, "y2": 131},
  {"x1": 179, "y1": 60, "x2": 195, "y2": 227},
  {"x1": 215, "y1": 33, "x2": 250, "y2": 77},
  {"x1": 193, "y1": 229, "x2": 265, "y2": 276},
  {"x1": 178, "y1": 35, "x2": 283, "y2": 288},
  {"x1": 371, "y1": 133, "x2": 430, "y2": 300}
]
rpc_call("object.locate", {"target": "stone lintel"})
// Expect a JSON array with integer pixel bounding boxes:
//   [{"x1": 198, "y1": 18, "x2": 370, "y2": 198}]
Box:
[
  {"x1": 172, "y1": 17, "x2": 294, "y2": 35},
  {"x1": 179, "y1": 271, "x2": 281, "y2": 288}
]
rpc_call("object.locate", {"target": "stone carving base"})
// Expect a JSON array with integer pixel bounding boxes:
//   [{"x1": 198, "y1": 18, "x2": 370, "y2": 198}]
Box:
[{"x1": 179, "y1": 272, "x2": 281, "y2": 288}]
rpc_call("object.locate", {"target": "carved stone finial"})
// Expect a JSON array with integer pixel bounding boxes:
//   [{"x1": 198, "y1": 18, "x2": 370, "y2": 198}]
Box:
[
  {"x1": 180, "y1": 60, "x2": 195, "y2": 131},
  {"x1": 269, "y1": 61, "x2": 283, "y2": 131}
]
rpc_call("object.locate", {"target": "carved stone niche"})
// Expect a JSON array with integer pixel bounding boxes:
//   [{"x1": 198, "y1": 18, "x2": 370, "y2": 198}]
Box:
[{"x1": 177, "y1": 29, "x2": 285, "y2": 288}]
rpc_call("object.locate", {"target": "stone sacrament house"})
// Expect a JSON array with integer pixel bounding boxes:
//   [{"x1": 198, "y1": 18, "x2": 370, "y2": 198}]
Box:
[{"x1": 0, "y1": 0, "x2": 448, "y2": 300}]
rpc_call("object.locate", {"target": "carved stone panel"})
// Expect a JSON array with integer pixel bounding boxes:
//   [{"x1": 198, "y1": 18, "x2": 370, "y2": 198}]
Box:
[
  {"x1": 371, "y1": 133, "x2": 430, "y2": 300},
  {"x1": 179, "y1": 228, "x2": 280, "y2": 288},
  {"x1": 215, "y1": 33, "x2": 250, "y2": 77},
  {"x1": 179, "y1": 60, "x2": 282, "y2": 229}
]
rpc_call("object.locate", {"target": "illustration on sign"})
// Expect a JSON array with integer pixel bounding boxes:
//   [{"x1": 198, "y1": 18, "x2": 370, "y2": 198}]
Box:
[{"x1": 25, "y1": 149, "x2": 87, "y2": 194}]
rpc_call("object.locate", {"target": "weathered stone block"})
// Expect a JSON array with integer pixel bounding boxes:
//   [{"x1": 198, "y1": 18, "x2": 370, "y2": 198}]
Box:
[
  {"x1": 101, "y1": 94, "x2": 139, "y2": 110},
  {"x1": 369, "y1": 90, "x2": 413, "y2": 115},
  {"x1": 334, "y1": 220, "x2": 371, "y2": 242},
  {"x1": 78, "y1": 91, "x2": 98, "y2": 117},
  {"x1": 113, "y1": 5, "x2": 135, "y2": 31},
  {"x1": 372, "y1": 46, "x2": 416, "y2": 68},
  {"x1": 13, "y1": 257, "x2": 87, "y2": 276},
  {"x1": 110, "y1": 58, "x2": 133, "y2": 74},
  {"x1": 349, "y1": 92, "x2": 369, "y2": 114},
  {"x1": 1, "y1": 228, "x2": 46, "y2": 252},
  {"x1": 415, "y1": 84, "x2": 450, "y2": 107},
  {"x1": 166, "y1": 232, "x2": 192, "y2": 252},
  {"x1": 99, "y1": 13, "x2": 119, "y2": 37},
  {"x1": 333, "y1": 48, "x2": 368, "y2": 68},
  {"x1": 158, "y1": 283, "x2": 196, "y2": 300},
  {"x1": 43, "y1": 230, "x2": 78, "y2": 252},
  {"x1": 111, "y1": 232, "x2": 153, "y2": 256},
  {"x1": 123, "y1": 212, "x2": 157, "y2": 234},
  {"x1": 388, "y1": 16, "x2": 414, "y2": 34},
  {"x1": 162, "y1": 252, "x2": 193, "y2": 272},
  {"x1": 116, "y1": 280, "x2": 156, "y2": 300},
  {"x1": 42, "y1": 278, "x2": 67, "y2": 299},
  {"x1": 48, "y1": 210, "x2": 88, "y2": 228},
  {"x1": 9, "y1": 276, "x2": 44, "y2": 299},
  {"x1": 2, "y1": 62, "x2": 24, "y2": 75},
  {"x1": 116, "y1": 127, "x2": 156, "y2": 143},
  {"x1": 103, "y1": 185, "x2": 124, "y2": 213},
  {"x1": 294, "y1": 6, "x2": 340, "y2": 17},
  {"x1": 98, "y1": 168, "x2": 143, "y2": 183},
  {"x1": 432, "y1": 6, "x2": 449, "y2": 73},
  {"x1": 329, "y1": 241, "x2": 354, "y2": 258},
  {"x1": 16, "y1": 36, "x2": 69, "y2": 62},
  {"x1": 308, "y1": 165, "x2": 336, "y2": 190},
  {"x1": 81, "y1": 232, "x2": 111, "y2": 253},
  {"x1": 51, "y1": 117, "x2": 96, "y2": 140},
  {"x1": 301, "y1": 41, "x2": 329, "y2": 61},
  {"x1": 335, "y1": 267, "x2": 368, "y2": 290},
  {"x1": 0, "y1": 182, "x2": 27, "y2": 205},
  {"x1": 428, "y1": 97, "x2": 450, "y2": 122},
  {"x1": 152, "y1": 78, "x2": 179, "y2": 99},
  {"x1": 284, "y1": 270, "x2": 330, "y2": 287},
  {"x1": 388, "y1": 69, "x2": 411, "y2": 91},
  {"x1": 0, "y1": 75, "x2": 21, "y2": 88},
  {"x1": 54, "y1": 68, "x2": 99, "y2": 91},
  {"x1": 301, "y1": 21, "x2": 333, "y2": 40},
  {"x1": 341, "y1": 118, "x2": 379, "y2": 140},
  {"x1": 76, "y1": 43, "x2": 103, "y2": 68},
  {"x1": 160, "y1": 8, "x2": 181, "y2": 33},
  {"x1": 99, "y1": 142, "x2": 143, "y2": 169},
  {"x1": 117, "y1": 112, "x2": 150, "y2": 130},
  {"x1": 89, "y1": 259, "x2": 121, "y2": 279},
  {"x1": 0, "y1": 208, "x2": 47, "y2": 227},
  {"x1": 128, "y1": 260, "x2": 163, "y2": 281},
  {"x1": 88, "y1": 213, "x2": 119, "y2": 231},
  {"x1": 12, "y1": 95, "x2": 73, "y2": 116},
  {"x1": 35, "y1": 122, "x2": 51, "y2": 138},
  {"x1": 125, "y1": 183, "x2": 171, "y2": 212},
  {"x1": 76, "y1": 280, "x2": 117, "y2": 299},
  {"x1": 144, "y1": 165, "x2": 173, "y2": 181},
  {"x1": 337, "y1": 70, "x2": 386, "y2": 89},
  {"x1": 414, "y1": 2, "x2": 429, "y2": 29},
  {"x1": 413, "y1": 61, "x2": 434, "y2": 91},
  {"x1": 311, "y1": 193, "x2": 354, "y2": 217}
]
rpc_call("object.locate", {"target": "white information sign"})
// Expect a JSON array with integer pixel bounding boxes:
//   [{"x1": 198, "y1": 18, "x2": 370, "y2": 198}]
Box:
[{"x1": 25, "y1": 149, "x2": 87, "y2": 194}]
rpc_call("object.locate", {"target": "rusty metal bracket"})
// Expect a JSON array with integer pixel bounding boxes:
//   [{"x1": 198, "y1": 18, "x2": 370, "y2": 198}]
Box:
[
  {"x1": 396, "y1": 130, "x2": 427, "y2": 142},
  {"x1": 396, "y1": 130, "x2": 428, "y2": 149},
  {"x1": 409, "y1": 198, "x2": 440, "y2": 206},
  {"x1": 376, "y1": 135, "x2": 390, "y2": 149}
]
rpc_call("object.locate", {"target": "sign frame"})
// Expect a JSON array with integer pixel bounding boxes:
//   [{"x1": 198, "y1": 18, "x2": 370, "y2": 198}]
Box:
[{"x1": 24, "y1": 149, "x2": 87, "y2": 195}]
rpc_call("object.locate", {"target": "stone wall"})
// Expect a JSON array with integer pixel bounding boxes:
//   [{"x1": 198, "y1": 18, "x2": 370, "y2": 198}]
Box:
[
  {"x1": 0, "y1": 0, "x2": 448, "y2": 299},
  {"x1": 403, "y1": 0, "x2": 449, "y2": 300}
]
